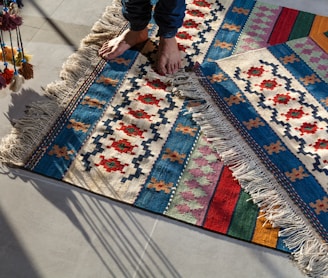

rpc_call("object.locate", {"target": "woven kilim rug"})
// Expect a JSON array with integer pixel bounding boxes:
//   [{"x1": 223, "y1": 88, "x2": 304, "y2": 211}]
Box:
[{"x1": 0, "y1": 0, "x2": 327, "y2": 276}]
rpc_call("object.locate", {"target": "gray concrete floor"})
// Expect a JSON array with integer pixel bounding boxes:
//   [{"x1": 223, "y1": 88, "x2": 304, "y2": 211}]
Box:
[{"x1": 0, "y1": 0, "x2": 327, "y2": 277}]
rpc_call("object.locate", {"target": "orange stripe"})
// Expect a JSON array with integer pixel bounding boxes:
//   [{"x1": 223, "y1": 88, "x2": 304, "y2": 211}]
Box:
[
  {"x1": 310, "y1": 15, "x2": 328, "y2": 54},
  {"x1": 251, "y1": 210, "x2": 280, "y2": 248}
]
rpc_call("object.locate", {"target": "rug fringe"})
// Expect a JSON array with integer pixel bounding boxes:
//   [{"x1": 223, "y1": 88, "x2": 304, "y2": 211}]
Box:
[
  {"x1": 0, "y1": 0, "x2": 126, "y2": 166},
  {"x1": 168, "y1": 70, "x2": 328, "y2": 278}
]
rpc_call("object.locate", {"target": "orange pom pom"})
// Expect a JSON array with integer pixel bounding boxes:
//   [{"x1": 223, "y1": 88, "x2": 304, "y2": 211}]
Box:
[{"x1": 0, "y1": 46, "x2": 18, "y2": 63}]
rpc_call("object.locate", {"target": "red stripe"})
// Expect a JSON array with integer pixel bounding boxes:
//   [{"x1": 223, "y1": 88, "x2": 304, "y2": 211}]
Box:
[
  {"x1": 268, "y1": 8, "x2": 299, "y2": 45},
  {"x1": 203, "y1": 166, "x2": 241, "y2": 234}
]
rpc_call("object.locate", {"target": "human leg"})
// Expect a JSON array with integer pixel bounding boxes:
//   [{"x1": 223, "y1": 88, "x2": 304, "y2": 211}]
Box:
[
  {"x1": 154, "y1": 0, "x2": 186, "y2": 38},
  {"x1": 99, "y1": 0, "x2": 151, "y2": 60},
  {"x1": 154, "y1": 0, "x2": 186, "y2": 75},
  {"x1": 122, "y1": 0, "x2": 152, "y2": 32}
]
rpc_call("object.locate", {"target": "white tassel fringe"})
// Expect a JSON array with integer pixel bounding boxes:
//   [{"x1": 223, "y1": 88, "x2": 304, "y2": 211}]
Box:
[
  {"x1": 168, "y1": 70, "x2": 328, "y2": 278},
  {"x1": 0, "y1": 0, "x2": 126, "y2": 165}
]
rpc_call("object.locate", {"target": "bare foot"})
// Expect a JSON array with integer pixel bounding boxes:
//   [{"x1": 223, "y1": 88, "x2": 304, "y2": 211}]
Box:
[
  {"x1": 156, "y1": 36, "x2": 181, "y2": 75},
  {"x1": 99, "y1": 28, "x2": 148, "y2": 60}
]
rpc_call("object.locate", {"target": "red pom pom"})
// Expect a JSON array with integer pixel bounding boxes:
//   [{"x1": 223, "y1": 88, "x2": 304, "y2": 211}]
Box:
[{"x1": 2, "y1": 67, "x2": 14, "y2": 84}]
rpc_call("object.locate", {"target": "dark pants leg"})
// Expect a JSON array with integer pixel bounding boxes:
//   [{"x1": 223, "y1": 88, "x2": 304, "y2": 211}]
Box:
[
  {"x1": 122, "y1": 0, "x2": 152, "y2": 31},
  {"x1": 154, "y1": 0, "x2": 186, "y2": 38},
  {"x1": 122, "y1": 0, "x2": 186, "y2": 38}
]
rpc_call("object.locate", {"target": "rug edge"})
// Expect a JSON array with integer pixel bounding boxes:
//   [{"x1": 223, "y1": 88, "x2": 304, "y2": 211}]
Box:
[
  {"x1": 0, "y1": 0, "x2": 126, "y2": 166},
  {"x1": 168, "y1": 65, "x2": 328, "y2": 278}
]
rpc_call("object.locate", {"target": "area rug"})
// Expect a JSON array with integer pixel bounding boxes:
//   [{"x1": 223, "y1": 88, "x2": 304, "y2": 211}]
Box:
[
  {"x1": 0, "y1": 0, "x2": 327, "y2": 276},
  {"x1": 173, "y1": 34, "x2": 328, "y2": 275}
]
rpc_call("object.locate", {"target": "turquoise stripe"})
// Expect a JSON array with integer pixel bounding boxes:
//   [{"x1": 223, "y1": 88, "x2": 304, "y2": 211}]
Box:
[
  {"x1": 200, "y1": 57, "x2": 327, "y2": 207},
  {"x1": 205, "y1": 0, "x2": 256, "y2": 60},
  {"x1": 134, "y1": 102, "x2": 200, "y2": 213},
  {"x1": 268, "y1": 43, "x2": 328, "y2": 108},
  {"x1": 201, "y1": 44, "x2": 328, "y2": 240},
  {"x1": 31, "y1": 50, "x2": 138, "y2": 179},
  {"x1": 276, "y1": 235, "x2": 291, "y2": 253}
]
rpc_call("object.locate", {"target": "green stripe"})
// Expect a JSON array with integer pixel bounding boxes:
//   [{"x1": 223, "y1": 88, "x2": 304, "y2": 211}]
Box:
[
  {"x1": 227, "y1": 191, "x2": 259, "y2": 241},
  {"x1": 289, "y1": 12, "x2": 315, "y2": 40}
]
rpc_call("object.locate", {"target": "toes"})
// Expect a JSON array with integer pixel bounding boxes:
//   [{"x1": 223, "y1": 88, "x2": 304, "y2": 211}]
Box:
[
  {"x1": 156, "y1": 63, "x2": 166, "y2": 75},
  {"x1": 157, "y1": 62, "x2": 179, "y2": 75},
  {"x1": 168, "y1": 65, "x2": 174, "y2": 75},
  {"x1": 171, "y1": 63, "x2": 179, "y2": 74},
  {"x1": 166, "y1": 62, "x2": 180, "y2": 75}
]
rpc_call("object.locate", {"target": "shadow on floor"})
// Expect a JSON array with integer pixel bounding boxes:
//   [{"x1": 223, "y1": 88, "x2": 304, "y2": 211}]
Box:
[
  {"x1": 28, "y1": 0, "x2": 79, "y2": 51},
  {"x1": 0, "y1": 207, "x2": 42, "y2": 278},
  {"x1": 0, "y1": 165, "x2": 183, "y2": 277}
]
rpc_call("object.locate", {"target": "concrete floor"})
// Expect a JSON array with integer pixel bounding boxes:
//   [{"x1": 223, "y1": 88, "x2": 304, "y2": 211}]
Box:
[{"x1": 0, "y1": 0, "x2": 327, "y2": 277}]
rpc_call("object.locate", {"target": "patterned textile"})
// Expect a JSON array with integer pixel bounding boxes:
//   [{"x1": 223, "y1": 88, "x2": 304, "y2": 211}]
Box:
[
  {"x1": 175, "y1": 35, "x2": 328, "y2": 276},
  {"x1": 0, "y1": 0, "x2": 327, "y2": 276}
]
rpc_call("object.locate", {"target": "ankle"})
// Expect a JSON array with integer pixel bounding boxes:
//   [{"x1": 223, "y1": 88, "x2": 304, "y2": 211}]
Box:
[
  {"x1": 160, "y1": 36, "x2": 176, "y2": 42},
  {"x1": 130, "y1": 28, "x2": 148, "y2": 38}
]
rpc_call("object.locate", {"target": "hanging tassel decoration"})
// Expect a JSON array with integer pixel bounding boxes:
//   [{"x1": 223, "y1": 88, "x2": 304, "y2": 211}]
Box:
[
  {"x1": 9, "y1": 71, "x2": 24, "y2": 91},
  {"x1": 0, "y1": 40, "x2": 14, "y2": 86},
  {"x1": 0, "y1": 45, "x2": 17, "y2": 63},
  {"x1": 8, "y1": 1, "x2": 19, "y2": 15},
  {"x1": 0, "y1": 3, "x2": 14, "y2": 87},
  {"x1": 18, "y1": 58, "x2": 32, "y2": 79},
  {"x1": 7, "y1": 21, "x2": 23, "y2": 92},
  {"x1": 2, "y1": 66, "x2": 14, "y2": 84},
  {"x1": 15, "y1": 50, "x2": 31, "y2": 66},
  {"x1": 16, "y1": 26, "x2": 33, "y2": 79},
  {"x1": 0, "y1": 1, "x2": 30, "y2": 90},
  {"x1": 0, "y1": 28, "x2": 12, "y2": 87},
  {"x1": 0, "y1": 0, "x2": 25, "y2": 9},
  {"x1": 0, "y1": 6, "x2": 22, "y2": 31}
]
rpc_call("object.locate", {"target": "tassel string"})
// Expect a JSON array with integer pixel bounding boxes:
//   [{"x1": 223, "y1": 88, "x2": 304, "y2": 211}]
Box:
[
  {"x1": 16, "y1": 25, "x2": 25, "y2": 63},
  {"x1": 7, "y1": 28, "x2": 17, "y2": 73},
  {"x1": 0, "y1": 30, "x2": 8, "y2": 66}
]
